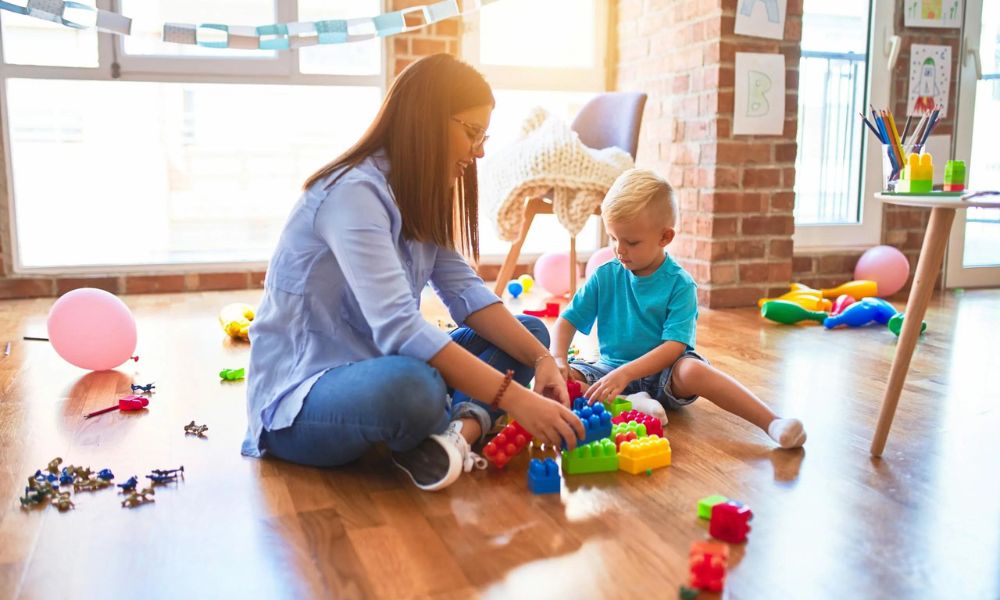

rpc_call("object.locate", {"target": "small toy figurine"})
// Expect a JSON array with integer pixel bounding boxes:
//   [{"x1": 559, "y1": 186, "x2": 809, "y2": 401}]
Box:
[
  {"x1": 53, "y1": 491, "x2": 75, "y2": 512},
  {"x1": 46, "y1": 457, "x2": 63, "y2": 475},
  {"x1": 219, "y1": 368, "x2": 246, "y2": 381},
  {"x1": 59, "y1": 470, "x2": 75, "y2": 486},
  {"x1": 184, "y1": 421, "x2": 209, "y2": 437},
  {"x1": 121, "y1": 487, "x2": 155, "y2": 508},
  {"x1": 19, "y1": 487, "x2": 47, "y2": 508},
  {"x1": 97, "y1": 468, "x2": 115, "y2": 481},
  {"x1": 74, "y1": 477, "x2": 112, "y2": 492},
  {"x1": 118, "y1": 476, "x2": 139, "y2": 492},
  {"x1": 147, "y1": 466, "x2": 185, "y2": 485},
  {"x1": 130, "y1": 382, "x2": 156, "y2": 394}
]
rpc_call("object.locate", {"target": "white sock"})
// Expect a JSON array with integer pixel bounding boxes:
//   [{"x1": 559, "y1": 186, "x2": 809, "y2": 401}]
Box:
[
  {"x1": 767, "y1": 418, "x2": 806, "y2": 449},
  {"x1": 625, "y1": 392, "x2": 668, "y2": 426}
]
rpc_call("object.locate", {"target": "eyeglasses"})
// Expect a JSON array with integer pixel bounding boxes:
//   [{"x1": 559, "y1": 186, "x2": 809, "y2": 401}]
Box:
[{"x1": 451, "y1": 117, "x2": 489, "y2": 149}]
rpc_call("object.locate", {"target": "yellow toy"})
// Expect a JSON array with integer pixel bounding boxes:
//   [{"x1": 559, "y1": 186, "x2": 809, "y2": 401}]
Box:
[
  {"x1": 896, "y1": 153, "x2": 933, "y2": 193},
  {"x1": 819, "y1": 280, "x2": 878, "y2": 300},
  {"x1": 219, "y1": 303, "x2": 255, "y2": 341},
  {"x1": 757, "y1": 290, "x2": 832, "y2": 311},
  {"x1": 618, "y1": 435, "x2": 671, "y2": 475},
  {"x1": 517, "y1": 274, "x2": 535, "y2": 294}
]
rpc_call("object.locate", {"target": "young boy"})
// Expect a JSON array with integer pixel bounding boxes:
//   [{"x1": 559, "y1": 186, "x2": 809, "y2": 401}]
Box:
[{"x1": 552, "y1": 169, "x2": 806, "y2": 449}]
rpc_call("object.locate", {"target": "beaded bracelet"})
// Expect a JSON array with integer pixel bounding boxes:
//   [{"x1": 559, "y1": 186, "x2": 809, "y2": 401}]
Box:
[{"x1": 492, "y1": 369, "x2": 515, "y2": 405}]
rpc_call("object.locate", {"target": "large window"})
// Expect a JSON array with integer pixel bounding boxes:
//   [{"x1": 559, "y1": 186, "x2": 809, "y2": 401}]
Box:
[
  {"x1": 794, "y1": 0, "x2": 893, "y2": 248},
  {"x1": 0, "y1": 1, "x2": 383, "y2": 272},
  {"x1": 464, "y1": 0, "x2": 610, "y2": 261}
]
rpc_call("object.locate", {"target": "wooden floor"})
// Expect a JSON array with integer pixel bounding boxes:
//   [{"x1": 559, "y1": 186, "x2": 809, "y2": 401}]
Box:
[{"x1": 1, "y1": 287, "x2": 998, "y2": 599}]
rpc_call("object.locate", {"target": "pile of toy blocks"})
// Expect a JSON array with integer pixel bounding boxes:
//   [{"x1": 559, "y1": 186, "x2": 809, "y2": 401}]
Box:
[{"x1": 483, "y1": 382, "x2": 672, "y2": 496}]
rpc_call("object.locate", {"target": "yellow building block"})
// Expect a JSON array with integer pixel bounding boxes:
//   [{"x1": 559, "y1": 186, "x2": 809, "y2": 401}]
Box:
[{"x1": 618, "y1": 435, "x2": 671, "y2": 475}]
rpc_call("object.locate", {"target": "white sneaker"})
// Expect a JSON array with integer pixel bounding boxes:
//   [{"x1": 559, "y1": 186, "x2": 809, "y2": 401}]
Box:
[
  {"x1": 391, "y1": 420, "x2": 486, "y2": 492},
  {"x1": 625, "y1": 392, "x2": 669, "y2": 427}
]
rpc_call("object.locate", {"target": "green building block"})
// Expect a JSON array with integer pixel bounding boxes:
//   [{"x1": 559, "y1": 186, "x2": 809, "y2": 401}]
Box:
[
  {"x1": 611, "y1": 421, "x2": 647, "y2": 440},
  {"x1": 697, "y1": 494, "x2": 728, "y2": 520},
  {"x1": 944, "y1": 160, "x2": 966, "y2": 184},
  {"x1": 609, "y1": 396, "x2": 632, "y2": 417},
  {"x1": 561, "y1": 438, "x2": 618, "y2": 475}
]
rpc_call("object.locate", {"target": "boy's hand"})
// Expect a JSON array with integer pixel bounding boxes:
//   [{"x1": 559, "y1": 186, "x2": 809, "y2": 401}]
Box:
[
  {"x1": 534, "y1": 358, "x2": 570, "y2": 407},
  {"x1": 583, "y1": 367, "x2": 631, "y2": 404},
  {"x1": 553, "y1": 356, "x2": 570, "y2": 380}
]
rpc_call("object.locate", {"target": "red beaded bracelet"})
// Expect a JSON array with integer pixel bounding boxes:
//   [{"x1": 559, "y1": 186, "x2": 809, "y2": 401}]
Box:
[{"x1": 492, "y1": 369, "x2": 515, "y2": 405}]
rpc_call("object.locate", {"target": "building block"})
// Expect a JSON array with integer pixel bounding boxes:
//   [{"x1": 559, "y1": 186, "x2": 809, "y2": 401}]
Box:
[
  {"x1": 709, "y1": 501, "x2": 754, "y2": 543},
  {"x1": 611, "y1": 421, "x2": 647, "y2": 450},
  {"x1": 566, "y1": 379, "x2": 583, "y2": 402},
  {"x1": 527, "y1": 458, "x2": 560, "y2": 494},
  {"x1": 561, "y1": 438, "x2": 618, "y2": 475},
  {"x1": 697, "y1": 494, "x2": 729, "y2": 520},
  {"x1": 678, "y1": 585, "x2": 699, "y2": 600},
  {"x1": 896, "y1": 152, "x2": 933, "y2": 193},
  {"x1": 944, "y1": 159, "x2": 966, "y2": 191},
  {"x1": 612, "y1": 409, "x2": 663, "y2": 438},
  {"x1": 689, "y1": 541, "x2": 728, "y2": 592},
  {"x1": 618, "y1": 435, "x2": 671, "y2": 474},
  {"x1": 482, "y1": 421, "x2": 532, "y2": 469},
  {"x1": 609, "y1": 396, "x2": 632, "y2": 417},
  {"x1": 523, "y1": 301, "x2": 560, "y2": 318},
  {"x1": 563, "y1": 403, "x2": 612, "y2": 448}
]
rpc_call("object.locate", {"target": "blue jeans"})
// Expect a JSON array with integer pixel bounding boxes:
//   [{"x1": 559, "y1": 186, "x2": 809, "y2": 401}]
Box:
[
  {"x1": 260, "y1": 315, "x2": 548, "y2": 467},
  {"x1": 569, "y1": 350, "x2": 708, "y2": 410}
]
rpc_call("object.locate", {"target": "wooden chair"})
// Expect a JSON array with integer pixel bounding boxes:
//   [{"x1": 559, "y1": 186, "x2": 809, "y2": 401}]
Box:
[{"x1": 491, "y1": 92, "x2": 648, "y2": 297}]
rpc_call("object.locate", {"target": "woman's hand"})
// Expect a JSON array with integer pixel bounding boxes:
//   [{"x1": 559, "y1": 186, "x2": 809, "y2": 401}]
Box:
[
  {"x1": 582, "y1": 367, "x2": 631, "y2": 404},
  {"x1": 553, "y1": 356, "x2": 571, "y2": 381},
  {"x1": 501, "y1": 388, "x2": 585, "y2": 449},
  {"x1": 533, "y1": 357, "x2": 570, "y2": 407}
]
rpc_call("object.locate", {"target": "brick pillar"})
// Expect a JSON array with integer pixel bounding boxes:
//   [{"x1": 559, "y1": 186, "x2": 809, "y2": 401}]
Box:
[
  {"x1": 389, "y1": 0, "x2": 462, "y2": 77},
  {"x1": 615, "y1": 0, "x2": 802, "y2": 307}
]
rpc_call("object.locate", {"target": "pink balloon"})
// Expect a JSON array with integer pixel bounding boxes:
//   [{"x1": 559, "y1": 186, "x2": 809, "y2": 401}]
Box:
[
  {"x1": 854, "y1": 245, "x2": 911, "y2": 297},
  {"x1": 586, "y1": 246, "x2": 617, "y2": 279},
  {"x1": 533, "y1": 251, "x2": 574, "y2": 297},
  {"x1": 47, "y1": 288, "x2": 137, "y2": 371}
]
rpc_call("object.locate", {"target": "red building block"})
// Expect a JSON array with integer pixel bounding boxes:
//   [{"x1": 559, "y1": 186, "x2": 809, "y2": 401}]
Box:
[
  {"x1": 482, "y1": 421, "x2": 532, "y2": 469},
  {"x1": 566, "y1": 379, "x2": 583, "y2": 403},
  {"x1": 689, "y1": 541, "x2": 728, "y2": 592},
  {"x1": 709, "y1": 501, "x2": 753, "y2": 543},
  {"x1": 523, "y1": 302, "x2": 561, "y2": 318},
  {"x1": 611, "y1": 409, "x2": 663, "y2": 438}
]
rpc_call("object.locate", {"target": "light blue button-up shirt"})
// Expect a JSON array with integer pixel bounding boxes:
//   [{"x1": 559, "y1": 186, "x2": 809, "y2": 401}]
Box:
[{"x1": 242, "y1": 151, "x2": 500, "y2": 458}]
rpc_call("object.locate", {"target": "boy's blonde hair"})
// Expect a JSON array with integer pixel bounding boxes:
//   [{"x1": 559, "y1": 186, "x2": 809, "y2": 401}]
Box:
[{"x1": 601, "y1": 168, "x2": 677, "y2": 229}]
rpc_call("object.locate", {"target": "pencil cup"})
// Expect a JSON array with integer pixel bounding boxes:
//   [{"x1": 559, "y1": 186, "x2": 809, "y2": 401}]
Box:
[{"x1": 882, "y1": 145, "x2": 900, "y2": 192}]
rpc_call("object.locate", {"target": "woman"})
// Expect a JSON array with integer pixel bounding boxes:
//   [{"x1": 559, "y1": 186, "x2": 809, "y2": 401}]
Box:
[{"x1": 242, "y1": 54, "x2": 584, "y2": 491}]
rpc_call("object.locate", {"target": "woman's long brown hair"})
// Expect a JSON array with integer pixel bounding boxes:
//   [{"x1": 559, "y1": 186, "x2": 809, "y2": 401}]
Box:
[{"x1": 303, "y1": 53, "x2": 494, "y2": 261}]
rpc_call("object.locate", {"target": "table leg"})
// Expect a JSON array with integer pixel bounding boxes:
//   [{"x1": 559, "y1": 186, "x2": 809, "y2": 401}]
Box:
[{"x1": 870, "y1": 207, "x2": 957, "y2": 457}]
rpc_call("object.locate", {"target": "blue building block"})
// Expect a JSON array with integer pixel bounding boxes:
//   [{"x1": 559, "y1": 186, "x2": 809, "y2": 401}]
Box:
[
  {"x1": 527, "y1": 458, "x2": 561, "y2": 494},
  {"x1": 574, "y1": 402, "x2": 612, "y2": 446}
]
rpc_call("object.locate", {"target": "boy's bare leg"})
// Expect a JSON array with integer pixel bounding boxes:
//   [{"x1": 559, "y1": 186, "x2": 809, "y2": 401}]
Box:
[
  {"x1": 671, "y1": 358, "x2": 805, "y2": 448},
  {"x1": 457, "y1": 417, "x2": 482, "y2": 444}
]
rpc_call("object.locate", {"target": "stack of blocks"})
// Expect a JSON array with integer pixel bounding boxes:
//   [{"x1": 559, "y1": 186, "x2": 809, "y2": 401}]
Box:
[
  {"x1": 689, "y1": 541, "x2": 728, "y2": 592},
  {"x1": 709, "y1": 501, "x2": 754, "y2": 544},
  {"x1": 896, "y1": 152, "x2": 933, "y2": 193},
  {"x1": 944, "y1": 159, "x2": 966, "y2": 191}
]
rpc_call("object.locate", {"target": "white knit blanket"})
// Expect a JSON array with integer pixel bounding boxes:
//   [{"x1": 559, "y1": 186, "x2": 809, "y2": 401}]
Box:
[{"x1": 480, "y1": 108, "x2": 635, "y2": 242}]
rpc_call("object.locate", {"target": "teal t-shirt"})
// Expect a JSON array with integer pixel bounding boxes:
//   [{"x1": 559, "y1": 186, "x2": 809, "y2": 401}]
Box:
[{"x1": 562, "y1": 254, "x2": 698, "y2": 368}]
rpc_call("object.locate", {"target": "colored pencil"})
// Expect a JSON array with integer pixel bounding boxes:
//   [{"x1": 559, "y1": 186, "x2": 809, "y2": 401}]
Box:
[{"x1": 859, "y1": 112, "x2": 882, "y2": 140}]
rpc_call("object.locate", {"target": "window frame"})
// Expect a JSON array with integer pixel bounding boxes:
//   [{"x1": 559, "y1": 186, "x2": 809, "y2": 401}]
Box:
[
  {"x1": 792, "y1": 0, "x2": 893, "y2": 250},
  {"x1": 461, "y1": 0, "x2": 612, "y2": 264},
  {"x1": 0, "y1": 0, "x2": 387, "y2": 275}
]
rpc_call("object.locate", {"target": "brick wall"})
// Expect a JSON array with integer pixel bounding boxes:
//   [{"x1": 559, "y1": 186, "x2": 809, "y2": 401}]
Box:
[
  {"x1": 0, "y1": 4, "x2": 462, "y2": 300},
  {"x1": 615, "y1": 0, "x2": 803, "y2": 307},
  {"x1": 792, "y1": 4, "x2": 962, "y2": 295}
]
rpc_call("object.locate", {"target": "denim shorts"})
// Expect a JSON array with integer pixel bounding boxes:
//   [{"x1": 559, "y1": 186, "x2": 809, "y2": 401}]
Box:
[{"x1": 568, "y1": 350, "x2": 708, "y2": 410}]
